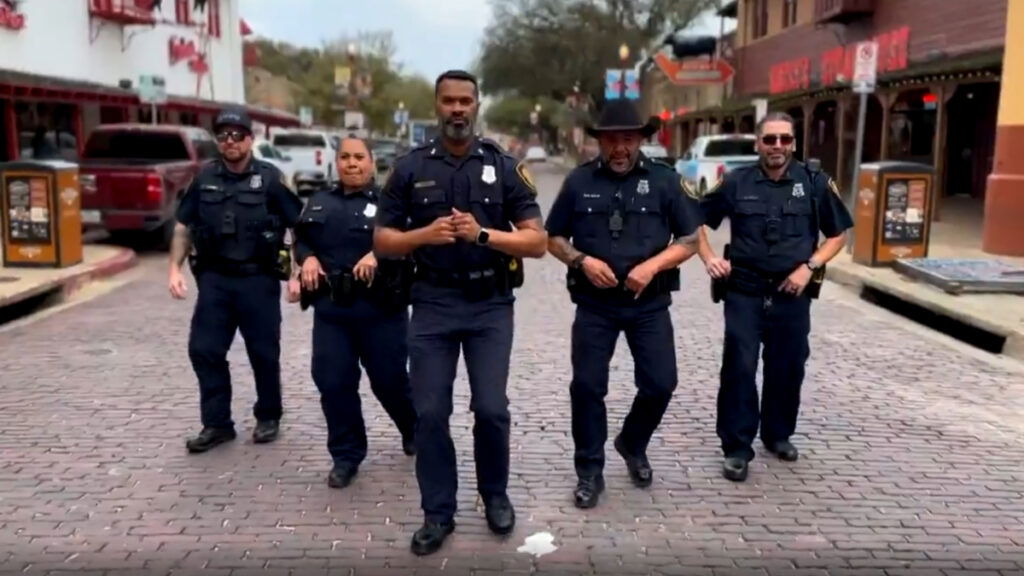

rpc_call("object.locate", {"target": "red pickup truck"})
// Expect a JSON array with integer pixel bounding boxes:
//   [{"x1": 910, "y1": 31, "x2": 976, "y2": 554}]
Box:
[{"x1": 79, "y1": 124, "x2": 219, "y2": 249}]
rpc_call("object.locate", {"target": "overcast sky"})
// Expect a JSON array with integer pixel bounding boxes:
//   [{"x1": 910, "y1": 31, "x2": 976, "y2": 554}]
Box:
[{"x1": 238, "y1": 0, "x2": 733, "y2": 86}]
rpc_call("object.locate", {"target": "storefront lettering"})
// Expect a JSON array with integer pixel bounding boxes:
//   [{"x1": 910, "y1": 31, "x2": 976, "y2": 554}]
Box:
[
  {"x1": 169, "y1": 35, "x2": 209, "y2": 75},
  {"x1": 821, "y1": 26, "x2": 910, "y2": 87},
  {"x1": 769, "y1": 57, "x2": 811, "y2": 94},
  {"x1": 0, "y1": 2, "x2": 26, "y2": 31}
]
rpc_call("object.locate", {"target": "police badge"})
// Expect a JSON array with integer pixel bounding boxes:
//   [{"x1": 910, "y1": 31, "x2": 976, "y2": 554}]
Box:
[
  {"x1": 249, "y1": 174, "x2": 263, "y2": 189},
  {"x1": 482, "y1": 165, "x2": 497, "y2": 184}
]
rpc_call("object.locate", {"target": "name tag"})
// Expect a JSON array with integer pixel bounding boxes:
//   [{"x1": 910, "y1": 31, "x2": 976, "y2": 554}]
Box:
[{"x1": 414, "y1": 180, "x2": 436, "y2": 188}]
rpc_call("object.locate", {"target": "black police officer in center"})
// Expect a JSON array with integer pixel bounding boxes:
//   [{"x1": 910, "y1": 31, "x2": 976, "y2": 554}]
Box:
[
  {"x1": 696, "y1": 111, "x2": 854, "y2": 482},
  {"x1": 546, "y1": 99, "x2": 704, "y2": 509},
  {"x1": 169, "y1": 108, "x2": 304, "y2": 453},
  {"x1": 374, "y1": 70, "x2": 547, "y2": 556},
  {"x1": 290, "y1": 136, "x2": 417, "y2": 489}
]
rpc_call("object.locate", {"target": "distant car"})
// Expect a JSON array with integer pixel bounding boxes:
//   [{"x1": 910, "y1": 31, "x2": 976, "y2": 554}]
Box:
[
  {"x1": 371, "y1": 138, "x2": 401, "y2": 175},
  {"x1": 524, "y1": 146, "x2": 548, "y2": 163},
  {"x1": 675, "y1": 134, "x2": 759, "y2": 197},
  {"x1": 270, "y1": 129, "x2": 336, "y2": 196},
  {"x1": 640, "y1": 143, "x2": 673, "y2": 165},
  {"x1": 252, "y1": 138, "x2": 297, "y2": 190}
]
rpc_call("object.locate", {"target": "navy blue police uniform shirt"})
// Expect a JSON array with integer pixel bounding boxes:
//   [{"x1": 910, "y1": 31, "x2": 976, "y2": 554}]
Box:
[
  {"x1": 375, "y1": 136, "x2": 543, "y2": 275},
  {"x1": 545, "y1": 154, "x2": 704, "y2": 302},
  {"x1": 176, "y1": 157, "x2": 304, "y2": 262},
  {"x1": 293, "y1": 184, "x2": 379, "y2": 273},
  {"x1": 700, "y1": 160, "x2": 854, "y2": 276}
]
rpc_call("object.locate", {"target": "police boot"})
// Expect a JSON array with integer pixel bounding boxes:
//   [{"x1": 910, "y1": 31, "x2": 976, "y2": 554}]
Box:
[
  {"x1": 614, "y1": 435, "x2": 653, "y2": 488},
  {"x1": 483, "y1": 494, "x2": 515, "y2": 535},
  {"x1": 573, "y1": 475, "x2": 605, "y2": 509},
  {"x1": 765, "y1": 440, "x2": 799, "y2": 462},
  {"x1": 327, "y1": 464, "x2": 358, "y2": 489},
  {"x1": 410, "y1": 520, "x2": 455, "y2": 556},
  {"x1": 252, "y1": 420, "x2": 279, "y2": 444},
  {"x1": 722, "y1": 456, "x2": 749, "y2": 482},
  {"x1": 186, "y1": 427, "x2": 237, "y2": 453}
]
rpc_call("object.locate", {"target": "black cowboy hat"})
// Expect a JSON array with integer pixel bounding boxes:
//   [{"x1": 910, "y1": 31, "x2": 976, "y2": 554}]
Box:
[{"x1": 585, "y1": 99, "x2": 661, "y2": 138}]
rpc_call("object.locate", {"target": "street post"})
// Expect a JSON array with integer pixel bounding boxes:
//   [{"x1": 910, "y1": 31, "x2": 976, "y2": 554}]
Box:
[{"x1": 848, "y1": 41, "x2": 878, "y2": 252}]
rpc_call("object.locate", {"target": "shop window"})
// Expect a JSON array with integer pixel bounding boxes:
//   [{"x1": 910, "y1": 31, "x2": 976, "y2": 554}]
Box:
[
  {"x1": 751, "y1": 0, "x2": 768, "y2": 39},
  {"x1": 889, "y1": 89, "x2": 937, "y2": 164},
  {"x1": 175, "y1": 0, "x2": 191, "y2": 24},
  {"x1": 15, "y1": 102, "x2": 78, "y2": 162},
  {"x1": 207, "y1": 0, "x2": 221, "y2": 38},
  {"x1": 782, "y1": 0, "x2": 798, "y2": 28}
]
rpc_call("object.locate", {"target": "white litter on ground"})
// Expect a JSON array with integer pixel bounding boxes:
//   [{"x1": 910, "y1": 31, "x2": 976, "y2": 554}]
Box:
[{"x1": 517, "y1": 531, "x2": 557, "y2": 557}]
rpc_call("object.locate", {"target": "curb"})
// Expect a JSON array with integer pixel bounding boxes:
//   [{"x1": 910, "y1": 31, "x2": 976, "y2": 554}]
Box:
[{"x1": 0, "y1": 248, "x2": 139, "y2": 311}]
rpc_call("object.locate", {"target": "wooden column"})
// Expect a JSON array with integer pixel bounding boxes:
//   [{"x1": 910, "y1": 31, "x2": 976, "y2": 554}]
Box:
[
  {"x1": 802, "y1": 100, "x2": 815, "y2": 160},
  {"x1": 930, "y1": 84, "x2": 954, "y2": 222},
  {"x1": 836, "y1": 95, "x2": 850, "y2": 187},
  {"x1": 3, "y1": 99, "x2": 18, "y2": 161},
  {"x1": 878, "y1": 91, "x2": 896, "y2": 160}
]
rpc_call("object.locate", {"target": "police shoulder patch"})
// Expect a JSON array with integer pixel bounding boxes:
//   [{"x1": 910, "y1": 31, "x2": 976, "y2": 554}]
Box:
[
  {"x1": 680, "y1": 176, "x2": 700, "y2": 200},
  {"x1": 827, "y1": 177, "x2": 841, "y2": 198},
  {"x1": 515, "y1": 161, "x2": 538, "y2": 195}
]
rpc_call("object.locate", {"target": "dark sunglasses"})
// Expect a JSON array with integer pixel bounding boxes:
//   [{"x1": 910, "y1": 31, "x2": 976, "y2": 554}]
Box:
[
  {"x1": 215, "y1": 130, "x2": 249, "y2": 143},
  {"x1": 761, "y1": 134, "x2": 795, "y2": 146}
]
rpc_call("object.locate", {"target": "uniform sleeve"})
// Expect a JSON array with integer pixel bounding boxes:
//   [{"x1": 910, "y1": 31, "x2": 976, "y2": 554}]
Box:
[
  {"x1": 502, "y1": 158, "x2": 543, "y2": 223},
  {"x1": 266, "y1": 167, "x2": 303, "y2": 227},
  {"x1": 665, "y1": 172, "x2": 704, "y2": 238},
  {"x1": 291, "y1": 201, "x2": 315, "y2": 265},
  {"x1": 375, "y1": 160, "x2": 411, "y2": 230},
  {"x1": 544, "y1": 179, "x2": 575, "y2": 239},
  {"x1": 815, "y1": 174, "x2": 855, "y2": 238},
  {"x1": 699, "y1": 174, "x2": 735, "y2": 230},
  {"x1": 175, "y1": 178, "x2": 200, "y2": 226}
]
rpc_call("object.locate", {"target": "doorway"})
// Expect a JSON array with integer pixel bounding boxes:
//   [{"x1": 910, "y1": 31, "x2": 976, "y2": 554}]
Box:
[
  {"x1": 0, "y1": 100, "x2": 10, "y2": 162},
  {"x1": 944, "y1": 82, "x2": 999, "y2": 198}
]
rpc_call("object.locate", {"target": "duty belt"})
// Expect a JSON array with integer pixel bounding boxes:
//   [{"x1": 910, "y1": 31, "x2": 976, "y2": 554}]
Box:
[
  {"x1": 567, "y1": 267, "x2": 680, "y2": 302},
  {"x1": 415, "y1": 266, "x2": 501, "y2": 288}
]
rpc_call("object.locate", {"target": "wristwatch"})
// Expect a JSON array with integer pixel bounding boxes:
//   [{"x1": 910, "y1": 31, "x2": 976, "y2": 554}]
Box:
[
  {"x1": 806, "y1": 257, "x2": 822, "y2": 271},
  {"x1": 571, "y1": 254, "x2": 587, "y2": 269},
  {"x1": 475, "y1": 228, "x2": 490, "y2": 246}
]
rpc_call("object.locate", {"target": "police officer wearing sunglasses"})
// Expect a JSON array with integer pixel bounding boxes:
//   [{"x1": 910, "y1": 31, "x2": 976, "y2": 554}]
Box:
[
  {"x1": 696, "y1": 111, "x2": 853, "y2": 482},
  {"x1": 169, "y1": 107, "x2": 304, "y2": 454}
]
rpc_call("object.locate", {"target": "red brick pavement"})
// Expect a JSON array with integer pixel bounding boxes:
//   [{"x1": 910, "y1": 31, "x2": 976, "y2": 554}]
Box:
[{"x1": 1, "y1": 164, "x2": 1023, "y2": 575}]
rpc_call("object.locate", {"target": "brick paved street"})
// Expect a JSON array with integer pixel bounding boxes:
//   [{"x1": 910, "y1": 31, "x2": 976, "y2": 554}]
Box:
[{"x1": 1, "y1": 163, "x2": 1024, "y2": 576}]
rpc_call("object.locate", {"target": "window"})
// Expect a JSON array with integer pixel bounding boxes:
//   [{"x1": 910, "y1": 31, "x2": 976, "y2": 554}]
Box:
[
  {"x1": 174, "y1": 0, "x2": 191, "y2": 24},
  {"x1": 15, "y1": 102, "x2": 78, "y2": 162},
  {"x1": 207, "y1": 0, "x2": 221, "y2": 38},
  {"x1": 83, "y1": 131, "x2": 190, "y2": 161},
  {"x1": 783, "y1": 0, "x2": 798, "y2": 28},
  {"x1": 703, "y1": 138, "x2": 757, "y2": 156},
  {"x1": 192, "y1": 137, "x2": 219, "y2": 160},
  {"x1": 752, "y1": 0, "x2": 769, "y2": 39}
]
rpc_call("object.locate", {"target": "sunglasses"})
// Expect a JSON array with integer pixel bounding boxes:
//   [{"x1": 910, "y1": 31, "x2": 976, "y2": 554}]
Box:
[
  {"x1": 761, "y1": 134, "x2": 795, "y2": 146},
  {"x1": 215, "y1": 130, "x2": 249, "y2": 143}
]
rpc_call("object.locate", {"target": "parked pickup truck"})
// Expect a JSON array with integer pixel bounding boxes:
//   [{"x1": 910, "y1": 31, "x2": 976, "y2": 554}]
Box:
[
  {"x1": 79, "y1": 124, "x2": 219, "y2": 249},
  {"x1": 675, "y1": 134, "x2": 759, "y2": 197}
]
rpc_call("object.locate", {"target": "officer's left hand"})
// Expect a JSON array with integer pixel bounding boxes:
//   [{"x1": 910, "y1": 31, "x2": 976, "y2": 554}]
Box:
[
  {"x1": 451, "y1": 208, "x2": 481, "y2": 242},
  {"x1": 625, "y1": 262, "x2": 657, "y2": 298},
  {"x1": 354, "y1": 252, "x2": 377, "y2": 285},
  {"x1": 286, "y1": 277, "x2": 302, "y2": 303},
  {"x1": 779, "y1": 264, "x2": 813, "y2": 296}
]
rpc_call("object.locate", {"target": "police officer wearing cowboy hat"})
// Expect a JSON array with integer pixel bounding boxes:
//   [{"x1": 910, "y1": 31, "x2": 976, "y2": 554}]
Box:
[{"x1": 546, "y1": 98, "x2": 704, "y2": 508}]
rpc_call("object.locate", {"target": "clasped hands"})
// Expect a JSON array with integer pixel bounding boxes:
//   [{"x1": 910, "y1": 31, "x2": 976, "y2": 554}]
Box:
[
  {"x1": 421, "y1": 209, "x2": 483, "y2": 245},
  {"x1": 580, "y1": 256, "x2": 657, "y2": 299}
]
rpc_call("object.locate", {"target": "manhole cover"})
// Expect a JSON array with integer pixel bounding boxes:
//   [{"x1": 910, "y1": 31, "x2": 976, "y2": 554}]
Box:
[{"x1": 0, "y1": 276, "x2": 19, "y2": 284}]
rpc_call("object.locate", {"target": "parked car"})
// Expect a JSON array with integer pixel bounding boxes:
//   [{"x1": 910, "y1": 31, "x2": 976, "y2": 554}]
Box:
[
  {"x1": 675, "y1": 134, "x2": 759, "y2": 197},
  {"x1": 371, "y1": 138, "x2": 401, "y2": 176},
  {"x1": 78, "y1": 124, "x2": 216, "y2": 249},
  {"x1": 524, "y1": 145, "x2": 548, "y2": 163},
  {"x1": 252, "y1": 138, "x2": 297, "y2": 191},
  {"x1": 270, "y1": 129, "x2": 336, "y2": 195},
  {"x1": 640, "y1": 142, "x2": 673, "y2": 165}
]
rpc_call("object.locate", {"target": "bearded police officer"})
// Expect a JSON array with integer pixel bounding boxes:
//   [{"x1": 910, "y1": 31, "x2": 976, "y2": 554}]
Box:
[
  {"x1": 696, "y1": 111, "x2": 854, "y2": 482},
  {"x1": 169, "y1": 108, "x2": 304, "y2": 453},
  {"x1": 546, "y1": 99, "x2": 703, "y2": 509},
  {"x1": 374, "y1": 70, "x2": 547, "y2": 556}
]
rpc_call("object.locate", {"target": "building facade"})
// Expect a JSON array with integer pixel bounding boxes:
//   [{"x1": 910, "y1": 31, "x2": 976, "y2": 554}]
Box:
[{"x1": 0, "y1": 0, "x2": 298, "y2": 163}]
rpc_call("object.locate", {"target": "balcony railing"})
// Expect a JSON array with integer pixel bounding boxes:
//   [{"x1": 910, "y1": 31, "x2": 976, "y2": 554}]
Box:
[
  {"x1": 89, "y1": 0, "x2": 156, "y2": 25},
  {"x1": 814, "y1": 0, "x2": 875, "y2": 24}
]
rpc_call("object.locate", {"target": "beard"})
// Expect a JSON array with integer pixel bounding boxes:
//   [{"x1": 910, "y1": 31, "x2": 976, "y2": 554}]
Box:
[
  {"x1": 761, "y1": 150, "x2": 791, "y2": 169},
  {"x1": 441, "y1": 116, "x2": 474, "y2": 140}
]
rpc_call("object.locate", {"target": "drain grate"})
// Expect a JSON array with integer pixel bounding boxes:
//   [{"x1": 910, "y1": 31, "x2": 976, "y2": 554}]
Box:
[{"x1": 0, "y1": 276, "x2": 19, "y2": 284}]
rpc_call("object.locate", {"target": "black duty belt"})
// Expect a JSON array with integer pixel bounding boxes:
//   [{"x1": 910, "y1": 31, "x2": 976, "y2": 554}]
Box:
[
  {"x1": 567, "y1": 267, "x2": 680, "y2": 302},
  {"x1": 415, "y1": 266, "x2": 501, "y2": 288}
]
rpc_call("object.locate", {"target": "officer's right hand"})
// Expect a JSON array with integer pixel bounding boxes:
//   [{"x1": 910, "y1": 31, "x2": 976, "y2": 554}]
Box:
[
  {"x1": 581, "y1": 256, "x2": 618, "y2": 289},
  {"x1": 168, "y1": 269, "x2": 188, "y2": 300},
  {"x1": 421, "y1": 215, "x2": 458, "y2": 245},
  {"x1": 706, "y1": 256, "x2": 731, "y2": 279},
  {"x1": 301, "y1": 256, "x2": 326, "y2": 291}
]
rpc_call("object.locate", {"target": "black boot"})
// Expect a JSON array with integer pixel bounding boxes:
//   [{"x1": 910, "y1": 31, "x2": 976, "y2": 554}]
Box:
[
  {"x1": 573, "y1": 475, "x2": 605, "y2": 509},
  {"x1": 186, "y1": 427, "x2": 236, "y2": 453},
  {"x1": 252, "y1": 420, "x2": 279, "y2": 444},
  {"x1": 765, "y1": 440, "x2": 799, "y2": 462},
  {"x1": 722, "y1": 456, "x2": 749, "y2": 482},
  {"x1": 410, "y1": 520, "x2": 455, "y2": 556},
  {"x1": 327, "y1": 465, "x2": 358, "y2": 489},
  {"x1": 614, "y1": 435, "x2": 653, "y2": 488},
  {"x1": 483, "y1": 494, "x2": 515, "y2": 535}
]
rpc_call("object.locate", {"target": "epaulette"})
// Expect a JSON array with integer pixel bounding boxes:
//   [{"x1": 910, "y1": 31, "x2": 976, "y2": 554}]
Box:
[{"x1": 478, "y1": 137, "x2": 510, "y2": 156}]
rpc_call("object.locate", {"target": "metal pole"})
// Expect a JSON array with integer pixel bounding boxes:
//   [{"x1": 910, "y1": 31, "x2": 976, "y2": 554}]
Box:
[
  {"x1": 620, "y1": 69, "x2": 626, "y2": 99},
  {"x1": 151, "y1": 103, "x2": 158, "y2": 126},
  {"x1": 846, "y1": 90, "x2": 869, "y2": 252}
]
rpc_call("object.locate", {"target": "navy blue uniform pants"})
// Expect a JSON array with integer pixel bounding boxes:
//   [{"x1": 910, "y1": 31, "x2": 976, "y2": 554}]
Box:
[
  {"x1": 311, "y1": 299, "x2": 416, "y2": 469},
  {"x1": 570, "y1": 303, "x2": 678, "y2": 479},
  {"x1": 408, "y1": 293, "x2": 513, "y2": 524},
  {"x1": 718, "y1": 290, "x2": 811, "y2": 461},
  {"x1": 188, "y1": 271, "x2": 282, "y2": 430}
]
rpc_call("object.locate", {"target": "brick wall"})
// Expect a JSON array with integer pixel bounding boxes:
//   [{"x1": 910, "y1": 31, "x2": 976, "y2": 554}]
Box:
[{"x1": 734, "y1": 0, "x2": 1007, "y2": 97}]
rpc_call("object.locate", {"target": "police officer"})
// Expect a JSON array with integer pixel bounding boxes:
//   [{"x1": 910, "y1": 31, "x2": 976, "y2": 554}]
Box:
[
  {"x1": 696, "y1": 111, "x2": 854, "y2": 482},
  {"x1": 291, "y1": 136, "x2": 417, "y2": 489},
  {"x1": 545, "y1": 99, "x2": 704, "y2": 509},
  {"x1": 374, "y1": 70, "x2": 547, "y2": 556},
  {"x1": 168, "y1": 107, "x2": 304, "y2": 453}
]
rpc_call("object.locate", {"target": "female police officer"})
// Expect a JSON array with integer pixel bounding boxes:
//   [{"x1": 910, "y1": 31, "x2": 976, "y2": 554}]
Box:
[{"x1": 291, "y1": 137, "x2": 417, "y2": 489}]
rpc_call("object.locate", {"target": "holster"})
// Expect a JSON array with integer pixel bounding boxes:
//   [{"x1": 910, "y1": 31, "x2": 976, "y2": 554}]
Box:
[{"x1": 711, "y1": 244, "x2": 730, "y2": 303}]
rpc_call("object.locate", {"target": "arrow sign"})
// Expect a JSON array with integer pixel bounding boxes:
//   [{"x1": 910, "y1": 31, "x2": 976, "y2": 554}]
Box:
[{"x1": 654, "y1": 52, "x2": 735, "y2": 85}]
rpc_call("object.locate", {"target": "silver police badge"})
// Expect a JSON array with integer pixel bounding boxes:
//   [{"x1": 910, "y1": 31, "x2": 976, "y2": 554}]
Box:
[
  {"x1": 482, "y1": 165, "x2": 496, "y2": 184},
  {"x1": 637, "y1": 179, "x2": 650, "y2": 195},
  {"x1": 792, "y1": 182, "x2": 805, "y2": 198},
  {"x1": 250, "y1": 174, "x2": 263, "y2": 189}
]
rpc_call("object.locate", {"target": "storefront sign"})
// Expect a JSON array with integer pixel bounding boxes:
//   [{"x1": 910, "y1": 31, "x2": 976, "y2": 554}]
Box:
[
  {"x1": 0, "y1": 1, "x2": 26, "y2": 31},
  {"x1": 169, "y1": 36, "x2": 198, "y2": 65},
  {"x1": 769, "y1": 57, "x2": 811, "y2": 94}
]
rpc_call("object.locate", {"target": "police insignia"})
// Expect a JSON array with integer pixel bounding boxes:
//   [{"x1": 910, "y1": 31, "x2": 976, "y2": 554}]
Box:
[
  {"x1": 250, "y1": 174, "x2": 263, "y2": 189},
  {"x1": 827, "y1": 177, "x2": 841, "y2": 197},
  {"x1": 681, "y1": 176, "x2": 700, "y2": 200},
  {"x1": 516, "y1": 162, "x2": 537, "y2": 195}
]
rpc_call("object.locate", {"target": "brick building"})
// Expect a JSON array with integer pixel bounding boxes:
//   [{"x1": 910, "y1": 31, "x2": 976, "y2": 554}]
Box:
[{"x1": 670, "y1": 0, "x2": 1006, "y2": 216}]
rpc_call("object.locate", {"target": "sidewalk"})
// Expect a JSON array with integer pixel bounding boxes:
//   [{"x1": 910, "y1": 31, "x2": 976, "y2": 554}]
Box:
[
  {"x1": 827, "y1": 196, "x2": 1024, "y2": 360},
  {"x1": 0, "y1": 242, "x2": 138, "y2": 310}
]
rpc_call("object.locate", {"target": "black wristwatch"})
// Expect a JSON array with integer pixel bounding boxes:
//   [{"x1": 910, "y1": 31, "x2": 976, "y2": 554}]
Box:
[
  {"x1": 475, "y1": 228, "x2": 490, "y2": 246},
  {"x1": 571, "y1": 254, "x2": 587, "y2": 269}
]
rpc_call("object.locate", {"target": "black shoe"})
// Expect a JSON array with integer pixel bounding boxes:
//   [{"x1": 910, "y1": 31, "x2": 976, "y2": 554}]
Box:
[
  {"x1": 573, "y1": 475, "x2": 605, "y2": 509},
  {"x1": 765, "y1": 440, "x2": 799, "y2": 462},
  {"x1": 186, "y1": 427, "x2": 236, "y2": 453},
  {"x1": 327, "y1": 465, "x2": 358, "y2": 489},
  {"x1": 722, "y1": 456, "x2": 749, "y2": 482},
  {"x1": 483, "y1": 494, "x2": 515, "y2": 535},
  {"x1": 614, "y1": 435, "x2": 653, "y2": 488},
  {"x1": 252, "y1": 420, "x2": 279, "y2": 444},
  {"x1": 402, "y1": 434, "x2": 416, "y2": 456},
  {"x1": 410, "y1": 520, "x2": 455, "y2": 556}
]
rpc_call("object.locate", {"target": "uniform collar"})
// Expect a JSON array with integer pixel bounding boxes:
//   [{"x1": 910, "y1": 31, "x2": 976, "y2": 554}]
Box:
[
  {"x1": 216, "y1": 156, "x2": 257, "y2": 176},
  {"x1": 755, "y1": 159, "x2": 797, "y2": 183},
  {"x1": 334, "y1": 183, "x2": 376, "y2": 199},
  {"x1": 427, "y1": 136, "x2": 486, "y2": 159}
]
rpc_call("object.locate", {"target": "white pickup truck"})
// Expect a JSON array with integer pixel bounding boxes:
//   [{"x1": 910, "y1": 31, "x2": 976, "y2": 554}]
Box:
[
  {"x1": 270, "y1": 129, "x2": 336, "y2": 196},
  {"x1": 674, "y1": 134, "x2": 759, "y2": 197}
]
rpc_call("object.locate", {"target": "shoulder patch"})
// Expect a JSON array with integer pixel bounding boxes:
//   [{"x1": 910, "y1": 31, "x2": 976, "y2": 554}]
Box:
[
  {"x1": 681, "y1": 176, "x2": 700, "y2": 200},
  {"x1": 827, "y1": 177, "x2": 841, "y2": 198},
  {"x1": 515, "y1": 161, "x2": 538, "y2": 195}
]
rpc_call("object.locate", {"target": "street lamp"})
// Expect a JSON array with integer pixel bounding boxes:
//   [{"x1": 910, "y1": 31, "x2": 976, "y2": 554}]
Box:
[{"x1": 618, "y1": 43, "x2": 630, "y2": 99}]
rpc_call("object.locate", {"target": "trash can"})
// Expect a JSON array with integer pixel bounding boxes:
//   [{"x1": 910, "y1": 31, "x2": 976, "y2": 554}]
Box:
[
  {"x1": 852, "y1": 161, "x2": 935, "y2": 267},
  {"x1": 0, "y1": 159, "x2": 84, "y2": 268}
]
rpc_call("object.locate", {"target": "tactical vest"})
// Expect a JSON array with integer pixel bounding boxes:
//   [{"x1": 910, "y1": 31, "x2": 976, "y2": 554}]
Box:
[{"x1": 193, "y1": 167, "x2": 282, "y2": 266}]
